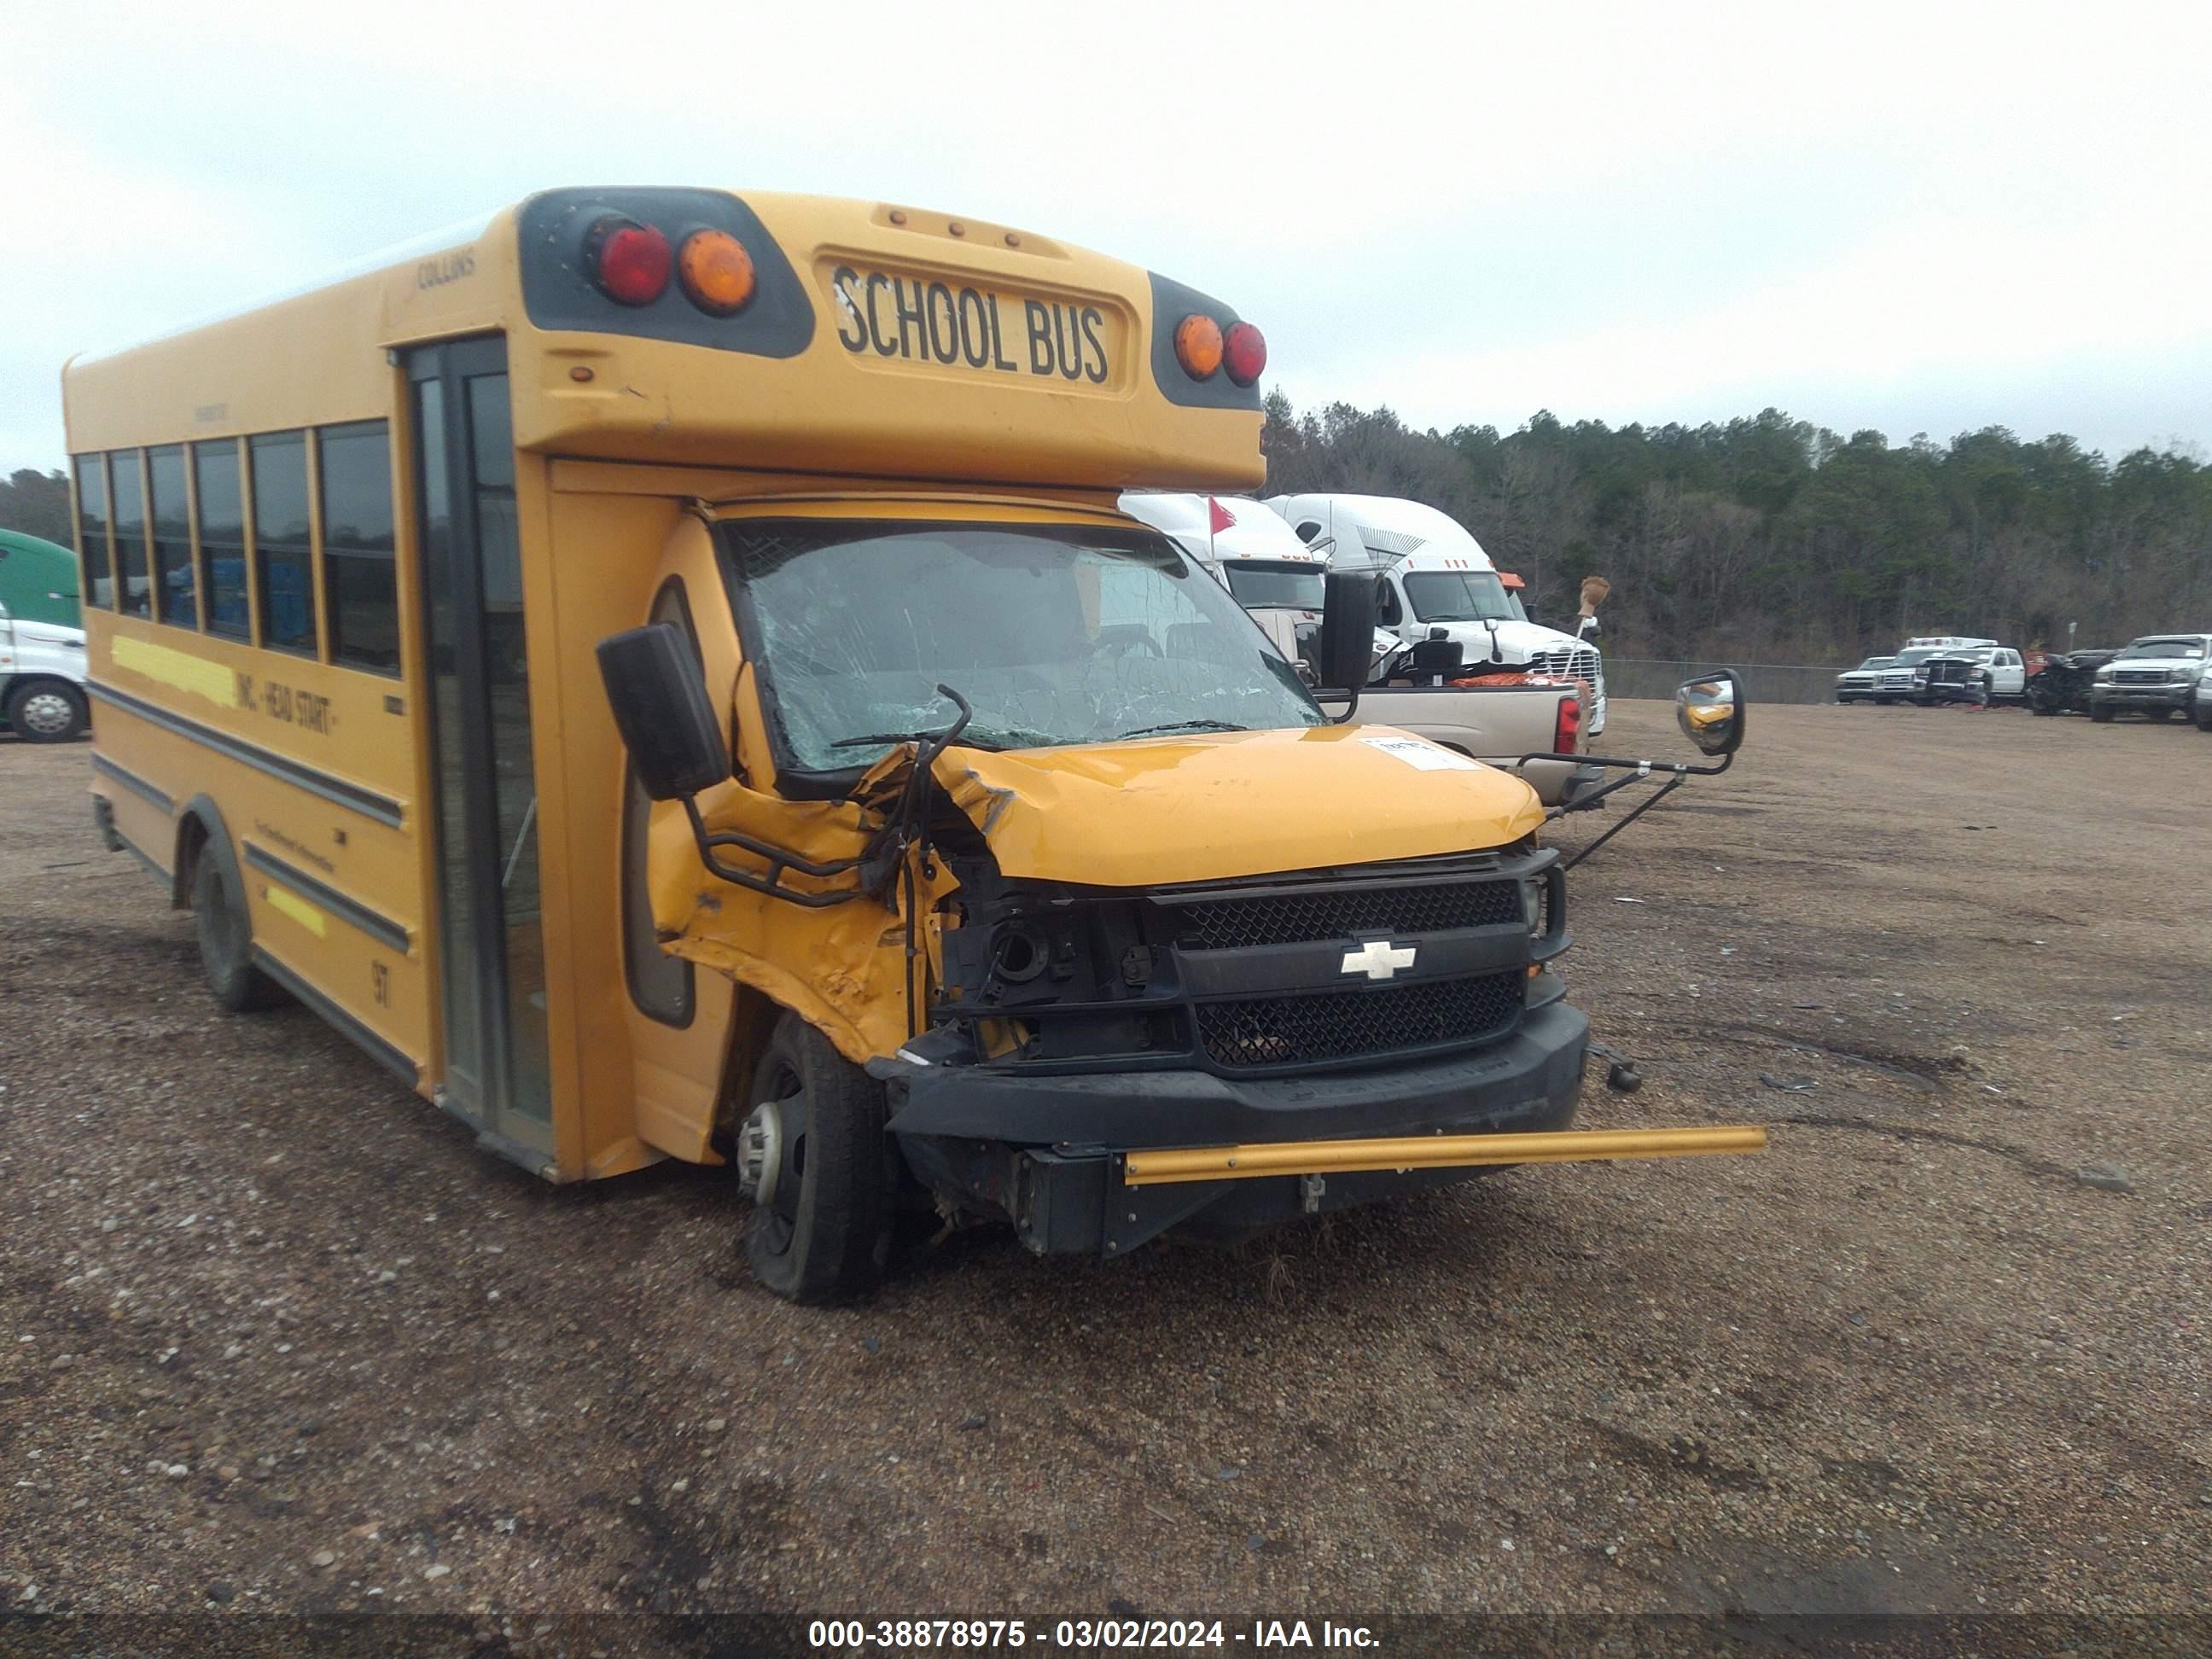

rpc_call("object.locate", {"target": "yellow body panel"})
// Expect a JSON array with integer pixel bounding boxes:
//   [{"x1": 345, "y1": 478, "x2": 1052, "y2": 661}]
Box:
[{"x1": 934, "y1": 725, "x2": 1545, "y2": 887}]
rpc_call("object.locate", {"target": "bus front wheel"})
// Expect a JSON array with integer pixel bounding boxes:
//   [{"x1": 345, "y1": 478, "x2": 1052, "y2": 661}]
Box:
[
  {"x1": 736, "y1": 1013, "x2": 896, "y2": 1303},
  {"x1": 191, "y1": 854, "x2": 284, "y2": 1014}
]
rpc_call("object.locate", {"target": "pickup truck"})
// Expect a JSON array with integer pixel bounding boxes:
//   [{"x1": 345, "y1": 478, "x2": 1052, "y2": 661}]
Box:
[
  {"x1": 1119, "y1": 492, "x2": 1600, "y2": 806},
  {"x1": 1340, "y1": 636, "x2": 1601, "y2": 808},
  {"x1": 2091, "y1": 634, "x2": 2212, "y2": 722}
]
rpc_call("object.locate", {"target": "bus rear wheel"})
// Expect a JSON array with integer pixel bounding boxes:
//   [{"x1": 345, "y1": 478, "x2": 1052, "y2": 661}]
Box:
[
  {"x1": 736, "y1": 1014, "x2": 896, "y2": 1303},
  {"x1": 191, "y1": 854, "x2": 284, "y2": 1014}
]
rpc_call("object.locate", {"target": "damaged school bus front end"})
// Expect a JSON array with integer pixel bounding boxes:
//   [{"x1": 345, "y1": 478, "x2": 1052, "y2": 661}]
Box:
[{"x1": 614, "y1": 497, "x2": 1760, "y2": 1269}]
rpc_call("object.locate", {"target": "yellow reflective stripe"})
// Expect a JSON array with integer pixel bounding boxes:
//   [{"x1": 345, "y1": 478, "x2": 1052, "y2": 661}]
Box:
[
  {"x1": 262, "y1": 884, "x2": 328, "y2": 939},
  {"x1": 111, "y1": 636, "x2": 237, "y2": 708}
]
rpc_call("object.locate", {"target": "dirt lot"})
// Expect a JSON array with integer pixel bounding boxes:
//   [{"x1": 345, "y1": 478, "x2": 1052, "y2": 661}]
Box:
[{"x1": 1, "y1": 701, "x2": 2207, "y2": 1632}]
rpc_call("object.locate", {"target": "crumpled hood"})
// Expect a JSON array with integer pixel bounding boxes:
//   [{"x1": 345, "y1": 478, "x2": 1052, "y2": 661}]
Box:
[{"x1": 932, "y1": 724, "x2": 1544, "y2": 886}]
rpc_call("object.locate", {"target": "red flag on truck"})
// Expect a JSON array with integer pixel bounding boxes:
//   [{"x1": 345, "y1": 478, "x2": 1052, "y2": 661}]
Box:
[{"x1": 1208, "y1": 497, "x2": 1237, "y2": 535}]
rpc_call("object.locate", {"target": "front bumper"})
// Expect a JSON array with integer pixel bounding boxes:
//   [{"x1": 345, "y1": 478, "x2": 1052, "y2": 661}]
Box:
[
  {"x1": 880, "y1": 992, "x2": 1591, "y2": 1255},
  {"x1": 2093, "y1": 684, "x2": 2196, "y2": 709}
]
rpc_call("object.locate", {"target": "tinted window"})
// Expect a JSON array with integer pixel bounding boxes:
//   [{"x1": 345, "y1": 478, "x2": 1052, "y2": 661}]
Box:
[
  {"x1": 111, "y1": 451, "x2": 148, "y2": 618},
  {"x1": 319, "y1": 422, "x2": 399, "y2": 674},
  {"x1": 249, "y1": 433, "x2": 316, "y2": 654},
  {"x1": 148, "y1": 445, "x2": 197, "y2": 629},
  {"x1": 194, "y1": 441, "x2": 248, "y2": 639},
  {"x1": 74, "y1": 455, "x2": 113, "y2": 609}
]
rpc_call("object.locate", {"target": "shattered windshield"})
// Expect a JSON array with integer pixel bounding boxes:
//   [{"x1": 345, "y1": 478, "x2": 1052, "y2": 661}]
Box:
[
  {"x1": 722, "y1": 518, "x2": 1325, "y2": 775},
  {"x1": 1403, "y1": 570, "x2": 1516, "y2": 624},
  {"x1": 1222, "y1": 561, "x2": 1325, "y2": 612}
]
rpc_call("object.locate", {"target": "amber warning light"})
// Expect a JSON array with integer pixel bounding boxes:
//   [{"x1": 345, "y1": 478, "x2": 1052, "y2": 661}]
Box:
[
  {"x1": 1174, "y1": 313, "x2": 1266, "y2": 385},
  {"x1": 678, "y1": 229, "x2": 756, "y2": 315}
]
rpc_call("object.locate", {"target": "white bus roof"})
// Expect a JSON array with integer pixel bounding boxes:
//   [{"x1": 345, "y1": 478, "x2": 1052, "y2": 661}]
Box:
[
  {"x1": 1260, "y1": 493, "x2": 1493, "y2": 573},
  {"x1": 1118, "y1": 492, "x2": 1325, "y2": 566}
]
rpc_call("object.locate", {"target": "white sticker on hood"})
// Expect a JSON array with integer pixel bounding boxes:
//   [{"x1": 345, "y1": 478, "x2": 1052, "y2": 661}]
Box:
[{"x1": 1358, "y1": 734, "x2": 1485, "y2": 771}]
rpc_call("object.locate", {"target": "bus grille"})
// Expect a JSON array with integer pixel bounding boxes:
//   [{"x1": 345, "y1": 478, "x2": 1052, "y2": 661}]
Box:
[
  {"x1": 1167, "y1": 880, "x2": 1522, "y2": 950},
  {"x1": 1196, "y1": 971, "x2": 1527, "y2": 1070}
]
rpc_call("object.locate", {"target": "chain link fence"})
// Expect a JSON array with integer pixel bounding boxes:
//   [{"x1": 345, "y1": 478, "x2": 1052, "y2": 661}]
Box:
[{"x1": 1603, "y1": 657, "x2": 1843, "y2": 706}]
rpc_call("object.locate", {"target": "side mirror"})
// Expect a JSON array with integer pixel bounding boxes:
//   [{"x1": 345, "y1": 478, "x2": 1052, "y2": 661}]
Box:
[
  {"x1": 1315, "y1": 571, "x2": 1381, "y2": 692},
  {"x1": 596, "y1": 623, "x2": 731, "y2": 800},
  {"x1": 1676, "y1": 670, "x2": 1746, "y2": 757},
  {"x1": 1576, "y1": 615, "x2": 1604, "y2": 640}
]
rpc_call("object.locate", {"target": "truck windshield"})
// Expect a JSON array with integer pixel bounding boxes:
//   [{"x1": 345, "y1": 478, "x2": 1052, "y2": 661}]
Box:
[
  {"x1": 2116, "y1": 637, "x2": 2205, "y2": 659},
  {"x1": 1222, "y1": 561, "x2": 1325, "y2": 611},
  {"x1": 1403, "y1": 570, "x2": 1516, "y2": 624},
  {"x1": 722, "y1": 518, "x2": 1326, "y2": 775}
]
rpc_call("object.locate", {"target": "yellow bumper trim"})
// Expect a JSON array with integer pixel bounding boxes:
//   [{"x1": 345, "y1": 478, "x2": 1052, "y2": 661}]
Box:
[{"x1": 1121, "y1": 1125, "x2": 1767, "y2": 1187}]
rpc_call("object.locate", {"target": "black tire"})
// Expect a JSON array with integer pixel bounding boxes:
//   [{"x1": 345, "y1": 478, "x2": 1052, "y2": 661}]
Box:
[
  {"x1": 1873, "y1": 697, "x2": 1894, "y2": 707},
  {"x1": 2090, "y1": 704, "x2": 2115, "y2": 724},
  {"x1": 2146, "y1": 707, "x2": 2176, "y2": 722},
  {"x1": 741, "y1": 1013, "x2": 896, "y2": 1303},
  {"x1": 2197, "y1": 701, "x2": 2212, "y2": 732},
  {"x1": 5, "y1": 679, "x2": 88, "y2": 743},
  {"x1": 2029, "y1": 700, "x2": 2057, "y2": 716},
  {"x1": 191, "y1": 853, "x2": 283, "y2": 1013}
]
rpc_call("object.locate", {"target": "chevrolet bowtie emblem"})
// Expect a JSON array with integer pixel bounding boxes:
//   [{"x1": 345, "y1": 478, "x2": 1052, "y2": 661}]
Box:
[{"x1": 1341, "y1": 940, "x2": 1417, "y2": 981}]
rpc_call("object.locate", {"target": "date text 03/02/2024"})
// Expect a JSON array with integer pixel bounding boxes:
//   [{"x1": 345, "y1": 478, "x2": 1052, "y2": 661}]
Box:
[{"x1": 806, "y1": 1619, "x2": 1381, "y2": 1650}]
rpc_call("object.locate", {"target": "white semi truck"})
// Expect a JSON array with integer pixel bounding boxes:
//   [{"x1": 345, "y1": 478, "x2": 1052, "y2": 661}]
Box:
[
  {"x1": 0, "y1": 528, "x2": 90, "y2": 742},
  {"x1": 1119, "y1": 492, "x2": 1600, "y2": 806},
  {"x1": 1262, "y1": 493, "x2": 1607, "y2": 737}
]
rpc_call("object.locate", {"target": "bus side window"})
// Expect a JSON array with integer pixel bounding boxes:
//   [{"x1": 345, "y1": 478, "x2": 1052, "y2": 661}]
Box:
[
  {"x1": 73, "y1": 454, "x2": 114, "y2": 610},
  {"x1": 320, "y1": 421, "x2": 400, "y2": 676},
  {"x1": 112, "y1": 450, "x2": 149, "y2": 619},
  {"x1": 249, "y1": 433, "x2": 317, "y2": 655},
  {"x1": 194, "y1": 439, "x2": 250, "y2": 639},
  {"x1": 148, "y1": 445, "x2": 198, "y2": 630},
  {"x1": 623, "y1": 578, "x2": 701, "y2": 1027},
  {"x1": 1375, "y1": 579, "x2": 1403, "y2": 626}
]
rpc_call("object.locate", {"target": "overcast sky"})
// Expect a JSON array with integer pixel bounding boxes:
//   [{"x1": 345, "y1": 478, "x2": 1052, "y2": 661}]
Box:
[{"x1": 5, "y1": 0, "x2": 2208, "y2": 473}]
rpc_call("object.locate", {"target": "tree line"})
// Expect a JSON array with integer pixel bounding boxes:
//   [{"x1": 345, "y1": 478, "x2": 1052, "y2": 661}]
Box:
[
  {"x1": 0, "y1": 469, "x2": 72, "y2": 549},
  {"x1": 1261, "y1": 395, "x2": 2212, "y2": 663}
]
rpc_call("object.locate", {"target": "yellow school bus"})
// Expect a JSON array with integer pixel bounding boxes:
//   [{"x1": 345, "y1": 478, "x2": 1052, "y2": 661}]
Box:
[{"x1": 64, "y1": 187, "x2": 1759, "y2": 1301}]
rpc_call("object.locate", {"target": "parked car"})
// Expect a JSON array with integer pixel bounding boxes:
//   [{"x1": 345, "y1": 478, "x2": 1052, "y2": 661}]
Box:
[
  {"x1": 1918, "y1": 644, "x2": 2029, "y2": 706},
  {"x1": 2025, "y1": 649, "x2": 2116, "y2": 715},
  {"x1": 2091, "y1": 634, "x2": 2212, "y2": 723},
  {"x1": 1866, "y1": 644, "x2": 1980, "y2": 703},
  {"x1": 1836, "y1": 655, "x2": 1899, "y2": 703}
]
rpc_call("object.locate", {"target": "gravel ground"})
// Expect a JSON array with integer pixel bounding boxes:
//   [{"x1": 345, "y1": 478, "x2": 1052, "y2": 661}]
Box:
[{"x1": 1, "y1": 701, "x2": 2206, "y2": 1629}]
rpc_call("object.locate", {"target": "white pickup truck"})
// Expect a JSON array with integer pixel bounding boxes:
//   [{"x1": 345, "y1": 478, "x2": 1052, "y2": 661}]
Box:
[
  {"x1": 1119, "y1": 492, "x2": 1600, "y2": 806},
  {"x1": 0, "y1": 528, "x2": 89, "y2": 742}
]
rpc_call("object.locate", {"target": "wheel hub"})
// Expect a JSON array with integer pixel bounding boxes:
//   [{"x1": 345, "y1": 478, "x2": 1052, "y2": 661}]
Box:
[
  {"x1": 20, "y1": 692, "x2": 73, "y2": 735},
  {"x1": 736, "y1": 1100, "x2": 786, "y2": 1208}
]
